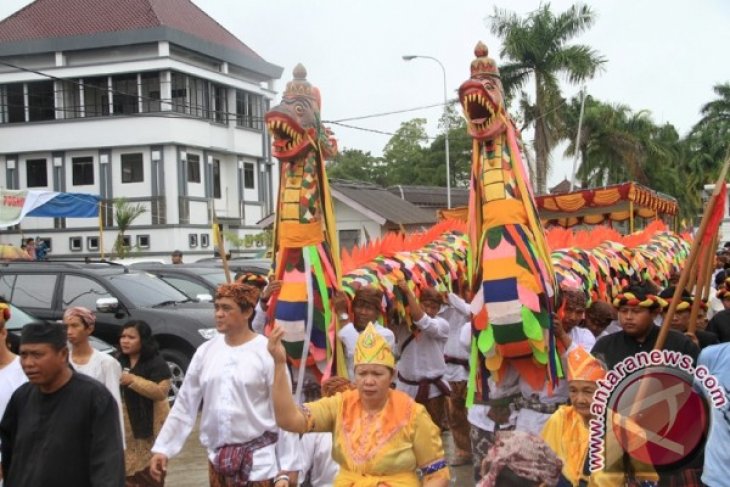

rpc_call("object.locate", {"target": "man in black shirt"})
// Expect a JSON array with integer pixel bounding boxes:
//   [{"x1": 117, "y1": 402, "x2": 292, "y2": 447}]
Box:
[
  {"x1": 658, "y1": 287, "x2": 719, "y2": 349},
  {"x1": 592, "y1": 283, "x2": 700, "y2": 370},
  {"x1": 0, "y1": 322, "x2": 124, "y2": 487},
  {"x1": 707, "y1": 285, "x2": 730, "y2": 342}
]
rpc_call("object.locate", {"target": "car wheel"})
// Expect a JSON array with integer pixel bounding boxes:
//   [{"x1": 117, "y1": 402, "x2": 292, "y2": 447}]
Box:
[{"x1": 160, "y1": 348, "x2": 189, "y2": 404}]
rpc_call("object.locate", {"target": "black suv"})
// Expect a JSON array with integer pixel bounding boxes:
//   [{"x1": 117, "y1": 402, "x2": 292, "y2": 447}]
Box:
[{"x1": 0, "y1": 261, "x2": 218, "y2": 399}]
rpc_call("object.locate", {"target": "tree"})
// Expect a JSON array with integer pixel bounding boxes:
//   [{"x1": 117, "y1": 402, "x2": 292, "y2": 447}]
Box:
[
  {"x1": 687, "y1": 83, "x2": 730, "y2": 183},
  {"x1": 429, "y1": 107, "x2": 472, "y2": 187},
  {"x1": 488, "y1": 3, "x2": 605, "y2": 194},
  {"x1": 113, "y1": 198, "x2": 146, "y2": 258},
  {"x1": 382, "y1": 118, "x2": 430, "y2": 184},
  {"x1": 327, "y1": 149, "x2": 386, "y2": 185}
]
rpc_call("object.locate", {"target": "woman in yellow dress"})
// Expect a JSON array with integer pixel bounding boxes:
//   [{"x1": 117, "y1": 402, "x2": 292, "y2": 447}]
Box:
[
  {"x1": 541, "y1": 347, "x2": 658, "y2": 487},
  {"x1": 267, "y1": 323, "x2": 450, "y2": 487}
]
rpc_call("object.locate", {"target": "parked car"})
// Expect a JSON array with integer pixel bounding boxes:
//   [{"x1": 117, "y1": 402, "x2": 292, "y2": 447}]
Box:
[
  {"x1": 129, "y1": 264, "x2": 230, "y2": 301},
  {"x1": 192, "y1": 257, "x2": 272, "y2": 276},
  {"x1": 5, "y1": 302, "x2": 115, "y2": 355},
  {"x1": 0, "y1": 261, "x2": 218, "y2": 401}
]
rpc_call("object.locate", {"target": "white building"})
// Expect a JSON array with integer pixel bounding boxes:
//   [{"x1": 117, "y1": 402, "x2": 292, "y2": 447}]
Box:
[{"x1": 0, "y1": 0, "x2": 282, "y2": 260}]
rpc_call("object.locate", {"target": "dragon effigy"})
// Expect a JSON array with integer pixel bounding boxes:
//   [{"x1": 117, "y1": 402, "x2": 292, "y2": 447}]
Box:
[
  {"x1": 265, "y1": 64, "x2": 341, "y2": 384},
  {"x1": 459, "y1": 41, "x2": 559, "y2": 399}
]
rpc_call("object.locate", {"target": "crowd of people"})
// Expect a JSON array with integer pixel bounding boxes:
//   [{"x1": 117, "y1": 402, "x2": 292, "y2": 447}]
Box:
[{"x1": 0, "y1": 255, "x2": 728, "y2": 486}]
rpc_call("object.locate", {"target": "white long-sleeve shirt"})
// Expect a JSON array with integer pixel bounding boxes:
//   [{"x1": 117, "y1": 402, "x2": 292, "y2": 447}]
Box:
[
  {"x1": 151, "y1": 334, "x2": 300, "y2": 480},
  {"x1": 338, "y1": 322, "x2": 396, "y2": 380},
  {"x1": 441, "y1": 293, "x2": 471, "y2": 382},
  {"x1": 70, "y1": 348, "x2": 124, "y2": 448},
  {"x1": 395, "y1": 313, "x2": 449, "y2": 399},
  {"x1": 298, "y1": 432, "x2": 338, "y2": 487}
]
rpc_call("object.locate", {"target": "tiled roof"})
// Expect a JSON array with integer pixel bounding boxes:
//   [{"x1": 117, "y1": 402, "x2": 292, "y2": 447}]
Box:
[
  {"x1": 386, "y1": 185, "x2": 469, "y2": 208},
  {"x1": 331, "y1": 181, "x2": 437, "y2": 226},
  {"x1": 0, "y1": 0, "x2": 262, "y2": 60}
]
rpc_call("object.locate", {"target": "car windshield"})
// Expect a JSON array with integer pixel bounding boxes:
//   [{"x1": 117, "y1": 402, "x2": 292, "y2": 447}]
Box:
[
  {"x1": 6, "y1": 304, "x2": 36, "y2": 331},
  {"x1": 199, "y1": 271, "x2": 228, "y2": 286},
  {"x1": 108, "y1": 272, "x2": 189, "y2": 308}
]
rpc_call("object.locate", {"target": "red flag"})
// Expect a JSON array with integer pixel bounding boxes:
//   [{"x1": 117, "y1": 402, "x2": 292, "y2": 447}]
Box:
[{"x1": 703, "y1": 182, "x2": 727, "y2": 245}]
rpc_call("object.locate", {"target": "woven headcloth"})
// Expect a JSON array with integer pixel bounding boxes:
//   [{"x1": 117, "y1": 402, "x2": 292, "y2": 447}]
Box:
[
  {"x1": 560, "y1": 287, "x2": 587, "y2": 310},
  {"x1": 420, "y1": 287, "x2": 445, "y2": 305},
  {"x1": 215, "y1": 283, "x2": 260, "y2": 309},
  {"x1": 613, "y1": 291, "x2": 666, "y2": 310},
  {"x1": 353, "y1": 286, "x2": 383, "y2": 311},
  {"x1": 659, "y1": 287, "x2": 692, "y2": 311},
  {"x1": 63, "y1": 306, "x2": 96, "y2": 328},
  {"x1": 235, "y1": 273, "x2": 268, "y2": 290}
]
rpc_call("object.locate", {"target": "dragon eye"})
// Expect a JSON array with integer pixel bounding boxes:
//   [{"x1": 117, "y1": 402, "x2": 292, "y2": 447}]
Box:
[{"x1": 295, "y1": 105, "x2": 304, "y2": 115}]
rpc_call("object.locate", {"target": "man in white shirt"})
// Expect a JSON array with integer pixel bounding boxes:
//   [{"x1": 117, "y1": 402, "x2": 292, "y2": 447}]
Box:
[
  {"x1": 441, "y1": 292, "x2": 473, "y2": 465},
  {"x1": 149, "y1": 283, "x2": 300, "y2": 487},
  {"x1": 395, "y1": 282, "x2": 450, "y2": 430},
  {"x1": 334, "y1": 287, "x2": 395, "y2": 380},
  {"x1": 64, "y1": 306, "x2": 124, "y2": 445}
]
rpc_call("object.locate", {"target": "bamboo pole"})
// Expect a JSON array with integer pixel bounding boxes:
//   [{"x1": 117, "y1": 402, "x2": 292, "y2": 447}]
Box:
[
  {"x1": 656, "y1": 157, "x2": 730, "y2": 350},
  {"x1": 687, "y1": 241, "x2": 715, "y2": 335}
]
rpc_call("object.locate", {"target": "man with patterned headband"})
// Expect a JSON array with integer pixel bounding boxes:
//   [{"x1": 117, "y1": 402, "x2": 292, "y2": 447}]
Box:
[
  {"x1": 592, "y1": 282, "x2": 699, "y2": 370},
  {"x1": 269, "y1": 322, "x2": 450, "y2": 486},
  {"x1": 334, "y1": 286, "x2": 395, "y2": 380},
  {"x1": 150, "y1": 282, "x2": 300, "y2": 487},
  {"x1": 658, "y1": 287, "x2": 718, "y2": 349}
]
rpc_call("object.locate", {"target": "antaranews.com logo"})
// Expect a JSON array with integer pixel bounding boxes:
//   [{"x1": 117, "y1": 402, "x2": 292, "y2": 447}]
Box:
[{"x1": 589, "y1": 350, "x2": 727, "y2": 473}]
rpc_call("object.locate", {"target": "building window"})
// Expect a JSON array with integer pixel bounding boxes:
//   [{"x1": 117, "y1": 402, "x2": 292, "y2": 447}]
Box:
[
  {"x1": 140, "y1": 71, "x2": 161, "y2": 112},
  {"x1": 121, "y1": 235, "x2": 131, "y2": 248},
  {"x1": 72, "y1": 157, "x2": 94, "y2": 185},
  {"x1": 3, "y1": 83, "x2": 25, "y2": 123},
  {"x1": 200, "y1": 233, "x2": 210, "y2": 247},
  {"x1": 83, "y1": 76, "x2": 110, "y2": 117},
  {"x1": 69, "y1": 236, "x2": 83, "y2": 251},
  {"x1": 213, "y1": 159, "x2": 221, "y2": 198},
  {"x1": 26, "y1": 159, "x2": 48, "y2": 187},
  {"x1": 339, "y1": 229, "x2": 360, "y2": 251},
  {"x1": 27, "y1": 81, "x2": 55, "y2": 122},
  {"x1": 235, "y1": 90, "x2": 264, "y2": 130},
  {"x1": 188, "y1": 233, "x2": 198, "y2": 248},
  {"x1": 136, "y1": 235, "x2": 150, "y2": 248},
  {"x1": 213, "y1": 85, "x2": 227, "y2": 123},
  {"x1": 243, "y1": 162, "x2": 255, "y2": 189},
  {"x1": 87, "y1": 236, "x2": 99, "y2": 251},
  {"x1": 187, "y1": 154, "x2": 201, "y2": 183},
  {"x1": 112, "y1": 74, "x2": 139, "y2": 115},
  {"x1": 121, "y1": 153, "x2": 144, "y2": 183},
  {"x1": 61, "y1": 80, "x2": 82, "y2": 119}
]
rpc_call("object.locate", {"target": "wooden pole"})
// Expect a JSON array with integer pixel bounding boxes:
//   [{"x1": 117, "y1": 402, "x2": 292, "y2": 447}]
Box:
[
  {"x1": 656, "y1": 157, "x2": 730, "y2": 350},
  {"x1": 687, "y1": 242, "x2": 715, "y2": 335},
  {"x1": 211, "y1": 199, "x2": 231, "y2": 283}
]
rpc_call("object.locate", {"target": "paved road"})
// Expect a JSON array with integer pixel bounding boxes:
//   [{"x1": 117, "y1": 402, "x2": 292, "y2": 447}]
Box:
[{"x1": 166, "y1": 421, "x2": 474, "y2": 486}]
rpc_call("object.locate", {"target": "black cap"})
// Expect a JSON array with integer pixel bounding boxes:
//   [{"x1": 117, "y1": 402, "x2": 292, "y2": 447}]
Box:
[{"x1": 21, "y1": 322, "x2": 67, "y2": 348}]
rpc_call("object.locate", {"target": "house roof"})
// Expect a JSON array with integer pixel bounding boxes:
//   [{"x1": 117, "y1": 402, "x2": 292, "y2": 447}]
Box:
[
  {"x1": 331, "y1": 181, "x2": 437, "y2": 226},
  {"x1": 386, "y1": 185, "x2": 469, "y2": 208},
  {"x1": 549, "y1": 178, "x2": 573, "y2": 195},
  {"x1": 0, "y1": 0, "x2": 282, "y2": 79}
]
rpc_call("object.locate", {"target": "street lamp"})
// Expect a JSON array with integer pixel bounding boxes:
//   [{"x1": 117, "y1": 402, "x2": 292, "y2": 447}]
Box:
[{"x1": 402, "y1": 54, "x2": 451, "y2": 209}]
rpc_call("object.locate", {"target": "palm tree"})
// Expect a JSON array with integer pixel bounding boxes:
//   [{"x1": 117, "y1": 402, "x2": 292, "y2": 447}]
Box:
[
  {"x1": 113, "y1": 198, "x2": 147, "y2": 258},
  {"x1": 687, "y1": 82, "x2": 730, "y2": 182},
  {"x1": 488, "y1": 3, "x2": 606, "y2": 194}
]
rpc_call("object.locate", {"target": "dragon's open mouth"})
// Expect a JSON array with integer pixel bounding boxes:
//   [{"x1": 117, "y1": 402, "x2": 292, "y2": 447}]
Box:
[
  {"x1": 267, "y1": 117, "x2": 304, "y2": 153},
  {"x1": 463, "y1": 91, "x2": 496, "y2": 133}
]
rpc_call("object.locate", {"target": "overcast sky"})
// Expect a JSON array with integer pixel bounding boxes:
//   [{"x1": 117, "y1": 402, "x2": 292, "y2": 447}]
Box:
[{"x1": 2, "y1": 0, "x2": 729, "y2": 187}]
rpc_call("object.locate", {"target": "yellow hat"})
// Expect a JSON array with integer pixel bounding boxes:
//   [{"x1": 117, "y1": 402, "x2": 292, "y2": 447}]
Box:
[
  {"x1": 566, "y1": 347, "x2": 606, "y2": 382},
  {"x1": 354, "y1": 323, "x2": 395, "y2": 369}
]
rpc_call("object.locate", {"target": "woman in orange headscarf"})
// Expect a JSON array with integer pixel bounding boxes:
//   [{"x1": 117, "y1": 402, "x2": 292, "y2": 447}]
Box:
[
  {"x1": 268, "y1": 323, "x2": 450, "y2": 486},
  {"x1": 541, "y1": 347, "x2": 657, "y2": 486}
]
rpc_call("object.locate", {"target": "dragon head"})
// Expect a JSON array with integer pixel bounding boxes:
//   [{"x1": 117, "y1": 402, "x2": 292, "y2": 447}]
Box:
[
  {"x1": 265, "y1": 64, "x2": 321, "y2": 161},
  {"x1": 458, "y1": 41, "x2": 507, "y2": 141}
]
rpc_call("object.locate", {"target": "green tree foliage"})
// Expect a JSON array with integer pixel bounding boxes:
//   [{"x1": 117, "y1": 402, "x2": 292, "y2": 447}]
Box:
[
  {"x1": 381, "y1": 118, "x2": 430, "y2": 184},
  {"x1": 488, "y1": 3, "x2": 606, "y2": 194},
  {"x1": 113, "y1": 198, "x2": 146, "y2": 258},
  {"x1": 327, "y1": 149, "x2": 387, "y2": 186}
]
